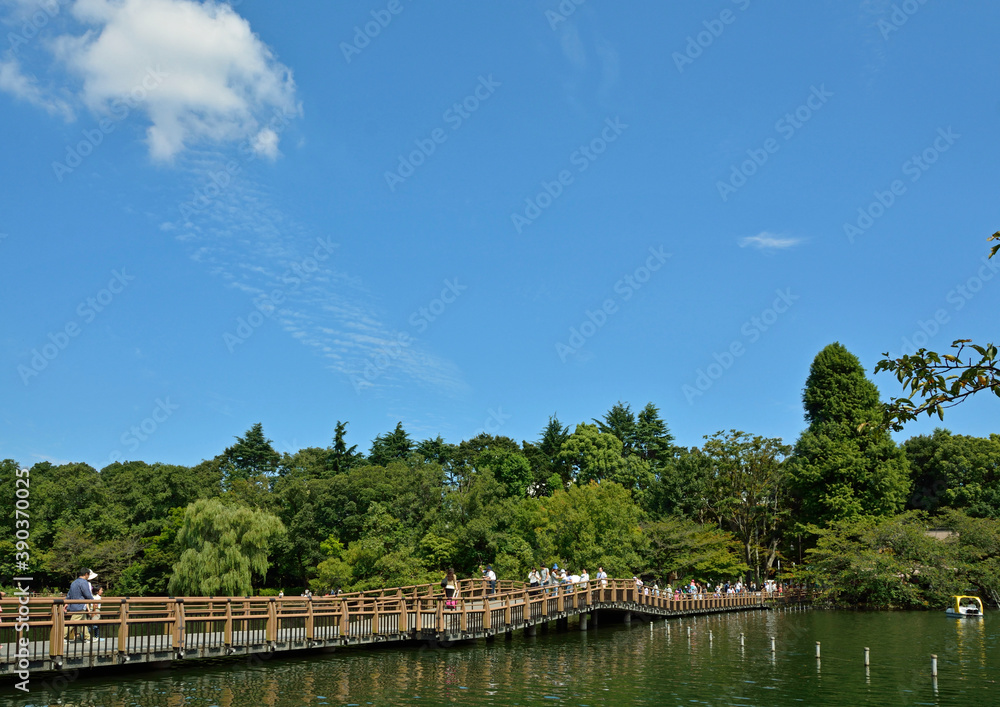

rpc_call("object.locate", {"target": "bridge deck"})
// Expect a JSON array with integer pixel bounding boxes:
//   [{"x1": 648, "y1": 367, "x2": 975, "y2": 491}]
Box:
[{"x1": 0, "y1": 579, "x2": 805, "y2": 677}]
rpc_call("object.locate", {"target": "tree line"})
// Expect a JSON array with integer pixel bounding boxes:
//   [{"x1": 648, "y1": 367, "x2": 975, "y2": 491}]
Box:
[{"x1": 2, "y1": 342, "x2": 998, "y2": 609}]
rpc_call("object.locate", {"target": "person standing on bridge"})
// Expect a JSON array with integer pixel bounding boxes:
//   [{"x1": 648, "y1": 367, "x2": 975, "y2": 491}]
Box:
[
  {"x1": 484, "y1": 565, "x2": 497, "y2": 595},
  {"x1": 65, "y1": 569, "x2": 95, "y2": 642},
  {"x1": 443, "y1": 567, "x2": 457, "y2": 607}
]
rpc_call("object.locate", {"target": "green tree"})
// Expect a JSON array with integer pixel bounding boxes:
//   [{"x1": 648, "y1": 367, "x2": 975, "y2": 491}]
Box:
[
  {"x1": 220, "y1": 423, "x2": 280, "y2": 490},
  {"x1": 368, "y1": 422, "x2": 413, "y2": 466},
  {"x1": 593, "y1": 402, "x2": 637, "y2": 455},
  {"x1": 558, "y1": 423, "x2": 627, "y2": 485},
  {"x1": 643, "y1": 516, "x2": 748, "y2": 585},
  {"x1": 647, "y1": 447, "x2": 712, "y2": 521},
  {"x1": 522, "y1": 415, "x2": 571, "y2": 494},
  {"x1": 516, "y1": 482, "x2": 647, "y2": 577},
  {"x1": 786, "y1": 343, "x2": 911, "y2": 528},
  {"x1": 169, "y1": 498, "x2": 285, "y2": 596},
  {"x1": 701, "y1": 430, "x2": 790, "y2": 579},
  {"x1": 796, "y1": 511, "x2": 1000, "y2": 609},
  {"x1": 634, "y1": 402, "x2": 675, "y2": 467},
  {"x1": 327, "y1": 420, "x2": 361, "y2": 475},
  {"x1": 903, "y1": 429, "x2": 1000, "y2": 517}
]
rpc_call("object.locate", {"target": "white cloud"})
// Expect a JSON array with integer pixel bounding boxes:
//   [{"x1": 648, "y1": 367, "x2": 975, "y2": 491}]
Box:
[
  {"x1": 0, "y1": 57, "x2": 74, "y2": 119},
  {"x1": 739, "y1": 232, "x2": 803, "y2": 250},
  {"x1": 1, "y1": 0, "x2": 299, "y2": 160}
]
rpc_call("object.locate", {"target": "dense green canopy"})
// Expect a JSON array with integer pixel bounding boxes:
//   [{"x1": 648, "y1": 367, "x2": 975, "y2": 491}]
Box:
[{"x1": 3, "y1": 352, "x2": 998, "y2": 609}]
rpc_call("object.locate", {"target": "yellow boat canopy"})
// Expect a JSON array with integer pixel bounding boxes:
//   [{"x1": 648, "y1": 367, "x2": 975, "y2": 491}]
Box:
[{"x1": 951, "y1": 595, "x2": 984, "y2": 612}]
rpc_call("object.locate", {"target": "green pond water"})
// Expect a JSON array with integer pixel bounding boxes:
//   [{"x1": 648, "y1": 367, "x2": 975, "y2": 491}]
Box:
[{"x1": 4, "y1": 608, "x2": 997, "y2": 706}]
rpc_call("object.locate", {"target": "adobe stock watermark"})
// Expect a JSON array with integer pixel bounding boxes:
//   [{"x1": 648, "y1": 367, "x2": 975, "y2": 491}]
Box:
[
  {"x1": 51, "y1": 66, "x2": 169, "y2": 182},
  {"x1": 384, "y1": 74, "x2": 501, "y2": 192},
  {"x1": 877, "y1": 0, "x2": 931, "y2": 40},
  {"x1": 891, "y1": 253, "x2": 998, "y2": 357},
  {"x1": 511, "y1": 117, "x2": 627, "y2": 234},
  {"x1": 843, "y1": 127, "x2": 958, "y2": 243},
  {"x1": 340, "y1": 0, "x2": 411, "y2": 63},
  {"x1": 6, "y1": 0, "x2": 71, "y2": 56},
  {"x1": 545, "y1": 0, "x2": 586, "y2": 29},
  {"x1": 104, "y1": 397, "x2": 180, "y2": 466},
  {"x1": 177, "y1": 105, "x2": 298, "y2": 219},
  {"x1": 682, "y1": 288, "x2": 798, "y2": 404},
  {"x1": 556, "y1": 246, "x2": 670, "y2": 362},
  {"x1": 224, "y1": 236, "x2": 338, "y2": 352},
  {"x1": 351, "y1": 277, "x2": 467, "y2": 393},
  {"x1": 17, "y1": 269, "x2": 135, "y2": 385},
  {"x1": 673, "y1": 0, "x2": 752, "y2": 73},
  {"x1": 717, "y1": 84, "x2": 832, "y2": 201},
  {"x1": 474, "y1": 406, "x2": 512, "y2": 437}
]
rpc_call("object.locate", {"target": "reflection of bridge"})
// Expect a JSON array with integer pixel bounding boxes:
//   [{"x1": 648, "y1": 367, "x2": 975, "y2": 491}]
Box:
[{"x1": 1, "y1": 580, "x2": 807, "y2": 677}]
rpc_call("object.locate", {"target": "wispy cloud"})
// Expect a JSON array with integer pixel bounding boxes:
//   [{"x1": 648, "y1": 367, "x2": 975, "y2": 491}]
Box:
[
  {"x1": 0, "y1": 57, "x2": 74, "y2": 119},
  {"x1": 739, "y1": 232, "x2": 803, "y2": 250},
  {"x1": 169, "y1": 153, "x2": 468, "y2": 396}
]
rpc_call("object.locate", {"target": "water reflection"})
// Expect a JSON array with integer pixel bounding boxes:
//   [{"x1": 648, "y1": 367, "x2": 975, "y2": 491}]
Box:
[{"x1": 6, "y1": 611, "x2": 998, "y2": 707}]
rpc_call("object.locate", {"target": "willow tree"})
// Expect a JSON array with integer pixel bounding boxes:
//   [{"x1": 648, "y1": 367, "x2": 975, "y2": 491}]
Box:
[
  {"x1": 786, "y1": 343, "x2": 910, "y2": 530},
  {"x1": 169, "y1": 498, "x2": 285, "y2": 596}
]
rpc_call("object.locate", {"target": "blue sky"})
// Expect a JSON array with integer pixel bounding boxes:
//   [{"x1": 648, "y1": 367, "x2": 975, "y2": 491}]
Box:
[{"x1": 1, "y1": 0, "x2": 997, "y2": 470}]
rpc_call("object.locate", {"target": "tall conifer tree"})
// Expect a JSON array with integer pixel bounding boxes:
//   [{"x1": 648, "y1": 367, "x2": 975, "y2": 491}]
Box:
[{"x1": 787, "y1": 343, "x2": 910, "y2": 528}]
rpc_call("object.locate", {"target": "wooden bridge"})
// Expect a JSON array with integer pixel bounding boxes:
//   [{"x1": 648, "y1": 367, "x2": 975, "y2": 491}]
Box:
[{"x1": 0, "y1": 579, "x2": 805, "y2": 677}]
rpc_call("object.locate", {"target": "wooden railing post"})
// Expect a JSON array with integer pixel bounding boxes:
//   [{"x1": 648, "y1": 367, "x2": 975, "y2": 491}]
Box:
[
  {"x1": 372, "y1": 599, "x2": 380, "y2": 635},
  {"x1": 504, "y1": 595, "x2": 512, "y2": 626},
  {"x1": 50, "y1": 600, "x2": 65, "y2": 659},
  {"x1": 339, "y1": 600, "x2": 350, "y2": 638},
  {"x1": 435, "y1": 597, "x2": 444, "y2": 633},
  {"x1": 266, "y1": 597, "x2": 277, "y2": 643},
  {"x1": 460, "y1": 598, "x2": 468, "y2": 632},
  {"x1": 224, "y1": 599, "x2": 233, "y2": 648},
  {"x1": 306, "y1": 596, "x2": 314, "y2": 641},
  {"x1": 118, "y1": 598, "x2": 129, "y2": 655},
  {"x1": 172, "y1": 598, "x2": 185, "y2": 651},
  {"x1": 398, "y1": 597, "x2": 407, "y2": 636}
]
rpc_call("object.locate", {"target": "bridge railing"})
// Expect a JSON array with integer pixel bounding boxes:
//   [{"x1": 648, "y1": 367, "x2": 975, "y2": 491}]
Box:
[{"x1": 1, "y1": 580, "x2": 785, "y2": 667}]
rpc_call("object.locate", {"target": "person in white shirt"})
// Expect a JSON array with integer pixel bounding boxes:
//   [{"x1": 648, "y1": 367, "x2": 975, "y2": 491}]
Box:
[{"x1": 596, "y1": 567, "x2": 608, "y2": 588}]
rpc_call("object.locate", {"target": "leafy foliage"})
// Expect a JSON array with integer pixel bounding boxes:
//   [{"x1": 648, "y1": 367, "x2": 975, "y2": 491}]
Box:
[
  {"x1": 169, "y1": 499, "x2": 285, "y2": 596},
  {"x1": 876, "y1": 232, "x2": 999, "y2": 429},
  {"x1": 787, "y1": 343, "x2": 910, "y2": 528}
]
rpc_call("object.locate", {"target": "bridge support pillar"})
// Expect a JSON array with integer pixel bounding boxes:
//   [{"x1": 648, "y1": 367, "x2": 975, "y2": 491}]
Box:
[
  {"x1": 485, "y1": 634, "x2": 495, "y2": 644},
  {"x1": 540, "y1": 621, "x2": 549, "y2": 633},
  {"x1": 504, "y1": 630, "x2": 513, "y2": 641},
  {"x1": 557, "y1": 617, "x2": 568, "y2": 632},
  {"x1": 624, "y1": 612, "x2": 632, "y2": 625},
  {"x1": 525, "y1": 624, "x2": 537, "y2": 637},
  {"x1": 579, "y1": 614, "x2": 589, "y2": 631}
]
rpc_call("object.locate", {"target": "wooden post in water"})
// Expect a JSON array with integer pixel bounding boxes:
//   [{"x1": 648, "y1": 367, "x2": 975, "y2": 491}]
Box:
[
  {"x1": 739, "y1": 632, "x2": 744, "y2": 647},
  {"x1": 864, "y1": 647, "x2": 870, "y2": 667},
  {"x1": 815, "y1": 642, "x2": 821, "y2": 659},
  {"x1": 931, "y1": 654, "x2": 938, "y2": 677},
  {"x1": 770, "y1": 636, "x2": 775, "y2": 654}
]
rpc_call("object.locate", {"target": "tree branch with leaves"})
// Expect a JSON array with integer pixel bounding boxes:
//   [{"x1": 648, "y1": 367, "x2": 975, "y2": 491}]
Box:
[{"x1": 875, "y1": 231, "x2": 999, "y2": 431}]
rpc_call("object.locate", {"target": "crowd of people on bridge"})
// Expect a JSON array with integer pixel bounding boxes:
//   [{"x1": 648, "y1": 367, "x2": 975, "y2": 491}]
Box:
[{"x1": 440, "y1": 563, "x2": 795, "y2": 602}]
